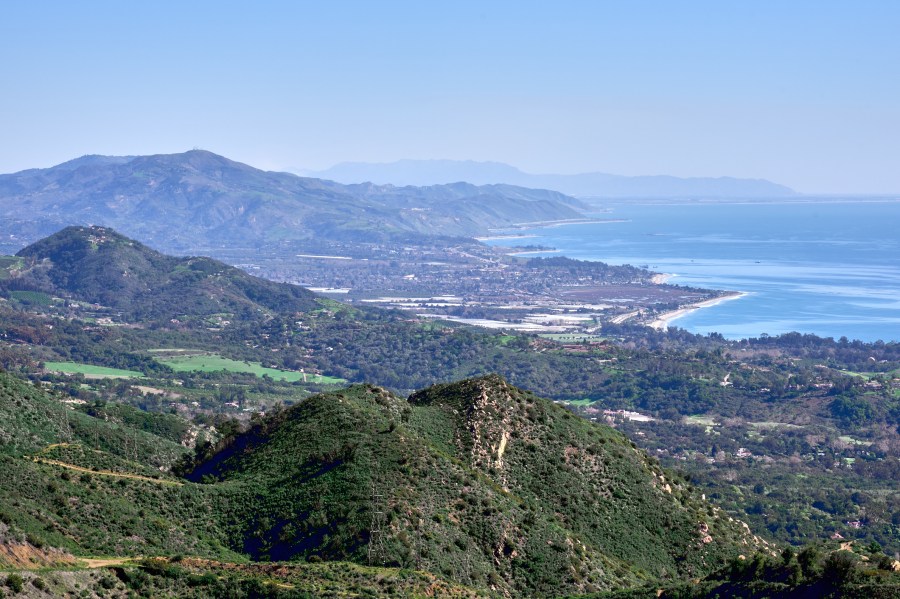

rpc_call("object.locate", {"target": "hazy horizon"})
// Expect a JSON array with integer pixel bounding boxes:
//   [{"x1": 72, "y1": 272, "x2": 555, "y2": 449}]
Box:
[
  {"x1": 8, "y1": 151, "x2": 900, "y2": 198},
  {"x1": 3, "y1": 2, "x2": 898, "y2": 194}
]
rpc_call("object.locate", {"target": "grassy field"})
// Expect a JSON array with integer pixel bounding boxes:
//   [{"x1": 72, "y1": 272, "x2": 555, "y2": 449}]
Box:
[
  {"x1": 683, "y1": 414, "x2": 720, "y2": 434},
  {"x1": 8, "y1": 290, "x2": 53, "y2": 305},
  {"x1": 154, "y1": 353, "x2": 346, "y2": 384},
  {"x1": 840, "y1": 369, "x2": 876, "y2": 380},
  {"x1": 563, "y1": 398, "x2": 597, "y2": 407},
  {"x1": 44, "y1": 362, "x2": 144, "y2": 379}
]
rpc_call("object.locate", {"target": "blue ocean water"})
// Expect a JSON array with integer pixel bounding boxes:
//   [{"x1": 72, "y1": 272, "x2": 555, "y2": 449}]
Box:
[{"x1": 483, "y1": 200, "x2": 900, "y2": 343}]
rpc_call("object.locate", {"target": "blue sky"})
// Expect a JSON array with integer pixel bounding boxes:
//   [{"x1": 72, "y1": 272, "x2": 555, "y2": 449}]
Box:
[{"x1": 2, "y1": 1, "x2": 898, "y2": 193}]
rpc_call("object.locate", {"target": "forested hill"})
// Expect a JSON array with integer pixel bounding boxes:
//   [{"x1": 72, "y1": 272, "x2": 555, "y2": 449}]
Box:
[
  {"x1": 178, "y1": 375, "x2": 768, "y2": 596},
  {"x1": 0, "y1": 150, "x2": 586, "y2": 253},
  {"x1": 7, "y1": 225, "x2": 319, "y2": 322}
]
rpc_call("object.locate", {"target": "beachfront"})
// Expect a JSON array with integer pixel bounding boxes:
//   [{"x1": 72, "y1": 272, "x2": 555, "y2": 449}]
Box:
[{"x1": 648, "y1": 292, "x2": 749, "y2": 330}]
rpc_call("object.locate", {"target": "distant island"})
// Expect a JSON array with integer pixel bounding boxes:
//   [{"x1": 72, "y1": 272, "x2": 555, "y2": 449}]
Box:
[{"x1": 302, "y1": 159, "x2": 798, "y2": 199}]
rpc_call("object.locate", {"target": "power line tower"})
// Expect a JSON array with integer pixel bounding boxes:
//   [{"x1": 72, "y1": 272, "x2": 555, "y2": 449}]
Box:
[
  {"x1": 367, "y1": 479, "x2": 386, "y2": 566},
  {"x1": 57, "y1": 403, "x2": 73, "y2": 443}
]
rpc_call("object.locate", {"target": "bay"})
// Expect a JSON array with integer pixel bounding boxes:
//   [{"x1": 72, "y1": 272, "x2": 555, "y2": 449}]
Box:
[{"x1": 483, "y1": 200, "x2": 900, "y2": 343}]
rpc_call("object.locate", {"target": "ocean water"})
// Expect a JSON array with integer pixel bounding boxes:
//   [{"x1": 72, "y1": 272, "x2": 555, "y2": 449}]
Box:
[{"x1": 483, "y1": 200, "x2": 900, "y2": 343}]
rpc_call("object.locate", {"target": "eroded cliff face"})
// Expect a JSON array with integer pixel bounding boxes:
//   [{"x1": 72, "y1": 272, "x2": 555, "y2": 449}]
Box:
[
  {"x1": 0, "y1": 523, "x2": 75, "y2": 569},
  {"x1": 408, "y1": 375, "x2": 774, "y2": 589}
]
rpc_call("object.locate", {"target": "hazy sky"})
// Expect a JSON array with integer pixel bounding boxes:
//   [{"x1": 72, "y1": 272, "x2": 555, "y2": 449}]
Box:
[{"x1": 3, "y1": 1, "x2": 898, "y2": 193}]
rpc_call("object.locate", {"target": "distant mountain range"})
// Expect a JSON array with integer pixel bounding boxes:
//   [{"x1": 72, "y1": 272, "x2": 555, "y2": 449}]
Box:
[
  {"x1": 303, "y1": 159, "x2": 797, "y2": 199},
  {"x1": 0, "y1": 151, "x2": 586, "y2": 254}
]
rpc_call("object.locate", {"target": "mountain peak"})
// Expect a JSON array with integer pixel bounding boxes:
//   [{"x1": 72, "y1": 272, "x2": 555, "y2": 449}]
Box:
[
  {"x1": 18, "y1": 224, "x2": 154, "y2": 259},
  {"x1": 9, "y1": 226, "x2": 318, "y2": 323},
  {"x1": 176, "y1": 377, "x2": 768, "y2": 594},
  {"x1": 409, "y1": 373, "x2": 513, "y2": 412}
]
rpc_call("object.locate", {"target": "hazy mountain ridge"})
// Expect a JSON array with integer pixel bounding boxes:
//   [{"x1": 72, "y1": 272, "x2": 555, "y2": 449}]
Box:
[
  {"x1": 305, "y1": 159, "x2": 797, "y2": 199},
  {"x1": 0, "y1": 151, "x2": 587, "y2": 254}
]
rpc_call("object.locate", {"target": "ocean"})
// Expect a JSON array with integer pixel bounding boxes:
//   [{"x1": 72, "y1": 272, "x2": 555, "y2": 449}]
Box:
[{"x1": 483, "y1": 200, "x2": 900, "y2": 343}]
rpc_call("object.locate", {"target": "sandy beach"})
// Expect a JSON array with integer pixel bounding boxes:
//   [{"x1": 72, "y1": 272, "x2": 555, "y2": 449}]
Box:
[
  {"x1": 649, "y1": 292, "x2": 748, "y2": 330},
  {"x1": 506, "y1": 248, "x2": 562, "y2": 256},
  {"x1": 523, "y1": 218, "x2": 627, "y2": 228},
  {"x1": 650, "y1": 273, "x2": 674, "y2": 284},
  {"x1": 488, "y1": 218, "x2": 627, "y2": 232},
  {"x1": 474, "y1": 234, "x2": 537, "y2": 241}
]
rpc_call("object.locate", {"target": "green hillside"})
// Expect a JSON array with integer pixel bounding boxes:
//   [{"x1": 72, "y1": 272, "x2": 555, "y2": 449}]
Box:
[
  {"x1": 0, "y1": 370, "x2": 238, "y2": 561},
  {"x1": 181, "y1": 375, "x2": 768, "y2": 596},
  {"x1": 6, "y1": 225, "x2": 318, "y2": 323},
  {"x1": 4, "y1": 364, "x2": 898, "y2": 597}
]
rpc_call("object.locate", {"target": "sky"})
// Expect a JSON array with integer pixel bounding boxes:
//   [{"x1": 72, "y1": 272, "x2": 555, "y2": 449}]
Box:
[{"x1": 2, "y1": 1, "x2": 898, "y2": 194}]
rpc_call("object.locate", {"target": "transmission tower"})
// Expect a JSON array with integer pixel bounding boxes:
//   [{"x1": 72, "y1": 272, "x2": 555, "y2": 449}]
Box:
[{"x1": 367, "y1": 479, "x2": 387, "y2": 566}]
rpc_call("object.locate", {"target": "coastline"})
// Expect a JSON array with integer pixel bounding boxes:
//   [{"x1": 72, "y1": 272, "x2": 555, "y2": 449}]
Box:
[
  {"x1": 650, "y1": 273, "x2": 674, "y2": 284},
  {"x1": 506, "y1": 248, "x2": 562, "y2": 256},
  {"x1": 522, "y1": 218, "x2": 628, "y2": 228},
  {"x1": 489, "y1": 218, "x2": 628, "y2": 232},
  {"x1": 474, "y1": 234, "x2": 537, "y2": 241},
  {"x1": 648, "y1": 291, "x2": 748, "y2": 331}
]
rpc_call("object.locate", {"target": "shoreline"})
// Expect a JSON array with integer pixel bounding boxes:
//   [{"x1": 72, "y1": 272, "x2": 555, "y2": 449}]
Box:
[
  {"x1": 650, "y1": 273, "x2": 674, "y2": 285},
  {"x1": 474, "y1": 234, "x2": 537, "y2": 241},
  {"x1": 507, "y1": 248, "x2": 562, "y2": 256},
  {"x1": 489, "y1": 218, "x2": 628, "y2": 232},
  {"x1": 648, "y1": 291, "x2": 748, "y2": 330}
]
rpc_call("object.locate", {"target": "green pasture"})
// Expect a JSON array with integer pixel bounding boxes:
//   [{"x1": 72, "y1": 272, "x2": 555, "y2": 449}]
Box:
[
  {"x1": 840, "y1": 370, "x2": 875, "y2": 380},
  {"x1": 563, "y1": 398, "x2": 597, "y2": 407},
  {"x1": 8, "y1": 290, "x2": 53, "y2": 305},
  {"x1": 154, "y1": 353, "x2": 346, "y2": 384}
]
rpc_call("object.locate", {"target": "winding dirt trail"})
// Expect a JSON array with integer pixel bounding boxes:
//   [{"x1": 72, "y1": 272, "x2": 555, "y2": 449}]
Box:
[
  {"x1": 80, "y1": 557, "x2": 139, "y2": 568},
  {"x1": 31, "y1": 458, "x2": 184, "y2": 486}
]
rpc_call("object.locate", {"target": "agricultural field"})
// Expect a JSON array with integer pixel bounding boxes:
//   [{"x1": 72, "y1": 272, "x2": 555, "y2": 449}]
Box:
[
  {"x1": 151, "y1": 351, "x2": 346, "y2": 384},
  {"x1": 44, "y1": 361, "x2": 144, "y2": 379},
  {"x1": 8, "y1": 290, "x2": 53, "y2": 305}
]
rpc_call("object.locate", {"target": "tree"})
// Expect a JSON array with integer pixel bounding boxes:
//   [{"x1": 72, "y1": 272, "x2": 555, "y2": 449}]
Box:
[
  {"x1": 797, "y1": 546, "x2": 820, "y2": 579},
  {"x1": 821, "y1": 551, "x2": 859, "y2": 586}
]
